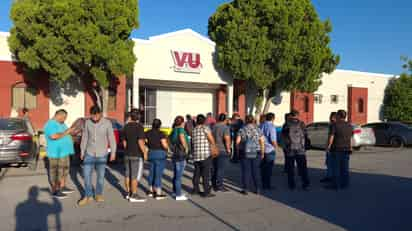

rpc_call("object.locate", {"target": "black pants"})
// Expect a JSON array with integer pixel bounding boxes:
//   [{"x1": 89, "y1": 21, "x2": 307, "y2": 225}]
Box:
[
  {"x1": 193, "y1": 157, "x2": 212, "y2": 195},
  {"x1": 286, "y1": 154, "x2": 310, "y2": 189}
]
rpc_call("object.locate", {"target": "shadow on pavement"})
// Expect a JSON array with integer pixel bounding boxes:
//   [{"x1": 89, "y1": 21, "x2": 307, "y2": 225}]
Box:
[
  {"x1": 223, "y1": 162, "x2": 412, "y2": 231},
  {"x1": 15, "y1": 186, "x2": 62, "y2": 231}
]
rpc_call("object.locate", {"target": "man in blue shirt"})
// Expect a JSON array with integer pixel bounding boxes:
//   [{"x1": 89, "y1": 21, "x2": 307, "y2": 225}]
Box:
[
  {"x1": 259, "y1": 113, "x2": 278, "y2": 190},
  {"x1": 44, "y1": 109, "x2": 75, "y2": 199}
]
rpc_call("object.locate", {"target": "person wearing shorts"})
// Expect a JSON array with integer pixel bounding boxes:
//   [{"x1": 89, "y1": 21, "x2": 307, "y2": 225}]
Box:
[
  {"x1": 122, "y1": 109, "x2": 147, "y2": 202},
  {"x1": 44, "y1": 109, "x2": 75, "y2": 199}
]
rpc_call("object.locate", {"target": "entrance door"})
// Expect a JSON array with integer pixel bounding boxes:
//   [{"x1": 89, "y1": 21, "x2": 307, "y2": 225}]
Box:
[{"x1": 290, "y1": 91, "x2": 314, "y2": 125}]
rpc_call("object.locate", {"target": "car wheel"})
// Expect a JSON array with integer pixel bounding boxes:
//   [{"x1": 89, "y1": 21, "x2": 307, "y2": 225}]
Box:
[{"x1": 390, "y1": 137, "x2": 404, "y2": 148}]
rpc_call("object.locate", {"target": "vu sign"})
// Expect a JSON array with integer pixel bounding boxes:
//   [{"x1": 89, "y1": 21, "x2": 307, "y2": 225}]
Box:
[{"x1": 171, "y1": 50, "x2": 202, "y2": 73}]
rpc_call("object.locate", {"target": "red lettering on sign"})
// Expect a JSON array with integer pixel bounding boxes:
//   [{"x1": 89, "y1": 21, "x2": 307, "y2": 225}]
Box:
[
  {"x1": 188, "y1": 53, "x2": 201, "y2": 68},
  {"x1": 171, "y1": 50, "x2": 202, "y2": 73},
  {"x1": 173, "y1": 51, "x2": 188, "y2": 68}
]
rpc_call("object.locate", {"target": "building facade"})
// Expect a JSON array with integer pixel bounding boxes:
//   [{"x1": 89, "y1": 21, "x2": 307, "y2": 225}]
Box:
[{"x1": 0, "y1": 29, "x2": 394, "y2": 129}]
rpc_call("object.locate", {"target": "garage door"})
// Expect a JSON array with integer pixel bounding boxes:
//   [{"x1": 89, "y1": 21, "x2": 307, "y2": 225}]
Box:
[{"x1": 156, "y1": 88, "x2": 215, "y2": 127}]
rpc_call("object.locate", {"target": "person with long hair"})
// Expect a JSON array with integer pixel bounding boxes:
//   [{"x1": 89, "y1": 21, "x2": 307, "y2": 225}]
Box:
[
  {"x1": 236, "y1": 115, "x2": 265, "y2": 195},
  {"x1": 145, "y1": 119, "x2": 169, "y2": 200},
  {"x1": 170, "y1": 116, "x2": 190, "y2": 201}
]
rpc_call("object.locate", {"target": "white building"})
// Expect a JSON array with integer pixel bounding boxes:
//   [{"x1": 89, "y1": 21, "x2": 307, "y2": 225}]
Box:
[{"x1": 0, "y1": 28, "x2": 395, "y2": 129}]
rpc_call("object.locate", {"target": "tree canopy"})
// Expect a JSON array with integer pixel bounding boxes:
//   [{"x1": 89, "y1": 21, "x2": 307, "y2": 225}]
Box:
[
  {"x1": 208, "y1": 0, "x2": 339, "y2": 111},
  {"x1": 8, "y1": 0, "x2": 138, "y2": 88},
  {"x1": 383, "y1": 58, "x2": 412, "y2": 122}
]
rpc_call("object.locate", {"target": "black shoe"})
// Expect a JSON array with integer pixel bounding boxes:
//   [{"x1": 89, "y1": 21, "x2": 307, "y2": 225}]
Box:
[
  {"x1": 61, "y1": 187, "x2": 75, "y2": 194},
  {"x1": 302, "y1": 186, "x2": 310, "y2": 191},
  {"x1": 52, "y1": 191, "x2": 68, "y2": 199},
  {"x1": 201, "y1": 193, "x2": 216, "y2": 198},
  {"x1": 253, "y1": 189, "x2": 261, "y2": 195},
  {"x1": 320, "y1": 177, "x2": 332, "y2": 183},
  {"x1": 240, "y1": 190, "x2": 248, "y2": 195}
]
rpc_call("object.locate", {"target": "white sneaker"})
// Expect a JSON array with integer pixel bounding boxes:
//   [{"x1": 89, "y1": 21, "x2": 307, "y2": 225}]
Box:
[{"x1": 175, "y1": 195, "x2": 188, "y2": 201}]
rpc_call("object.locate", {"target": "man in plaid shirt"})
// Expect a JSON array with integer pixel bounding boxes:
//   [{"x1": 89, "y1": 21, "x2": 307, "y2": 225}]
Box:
[{"x1": 191, "y1": 114, "x2": 216, "y2": 198}]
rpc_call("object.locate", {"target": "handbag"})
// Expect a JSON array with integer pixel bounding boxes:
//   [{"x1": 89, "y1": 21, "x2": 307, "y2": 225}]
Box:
[{"x1": 170, "y1": 136, "x2": 188, "y2": 161}]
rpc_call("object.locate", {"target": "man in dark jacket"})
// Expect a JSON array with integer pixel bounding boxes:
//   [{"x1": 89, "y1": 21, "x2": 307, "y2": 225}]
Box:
[
  {"x1": 281, "y1": 110, "x2": 310, "y2": 191},
  {"x1": 325, "y1": 110, "x2": 352, "y2": 190}
]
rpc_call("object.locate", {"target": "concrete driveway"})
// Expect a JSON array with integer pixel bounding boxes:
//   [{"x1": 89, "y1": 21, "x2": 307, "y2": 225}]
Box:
[{"x1": 0, "y1": 147, "x2": 411, "y2": 231}]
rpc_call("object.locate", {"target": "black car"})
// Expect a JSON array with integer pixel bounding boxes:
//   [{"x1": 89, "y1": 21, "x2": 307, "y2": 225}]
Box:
[
  {"x1": 362, "y1": 122, "x2": 412, "y2": 147},
  {"x1": 0, "y1": 118, "x2": 39, "y2": 171}
]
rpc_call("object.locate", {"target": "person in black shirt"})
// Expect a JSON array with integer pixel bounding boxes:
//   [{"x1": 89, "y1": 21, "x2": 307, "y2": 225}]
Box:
[
  {"x1": 230, "y1": 113, "x2": 244, "y2": 163},
  {"x1": 326, "y1": 110, "x2": 353, "y2": 190},
  {"x1": 122, "y1": 110, "x2": 147, "y2": 202},
  {"x1": 145, "y1": 119, "x2": 169, "y2": 200}
]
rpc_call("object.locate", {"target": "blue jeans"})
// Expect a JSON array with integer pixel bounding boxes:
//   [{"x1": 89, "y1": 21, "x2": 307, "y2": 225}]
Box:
[
  {"x1": 173, "y1": 160, "x2": 186, "y2": 196},
  {"x1": 260, "y1": 151, "x2": 276, "y2": 189},
  {"x1": 240, "y1": 156, "x2": 260, "y2": 192},
  {"x1": 325, "y1": 151, "x2": 333, "y2": 178},
  {"x1": 212, "y1": 151, "x2": 229, "y2": 190},
  {"x1": 83, "y1": 154, "x2": 107, "y2": 197},
  {"x1": 330, "y1": 151, "x2": 350, "y2": 189},
  {"x1": 147, "y1": 150, "x2": 166, "y2": 189}
]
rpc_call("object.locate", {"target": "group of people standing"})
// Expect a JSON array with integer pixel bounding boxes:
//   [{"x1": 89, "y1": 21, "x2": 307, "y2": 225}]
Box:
[{"x1": 42, "y1": 105, "x2": 353, "y2": 207}]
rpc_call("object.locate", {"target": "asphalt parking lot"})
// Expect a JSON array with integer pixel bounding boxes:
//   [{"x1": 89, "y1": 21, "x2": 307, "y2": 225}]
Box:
[{"x1": 0, "y1": 147, "x2": 411, "y2": 231}]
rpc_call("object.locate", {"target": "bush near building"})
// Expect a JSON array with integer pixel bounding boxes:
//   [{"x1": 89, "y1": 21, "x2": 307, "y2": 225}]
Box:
[{"x1": 383, "y1": 59, "x2": 412, "y2": 122}]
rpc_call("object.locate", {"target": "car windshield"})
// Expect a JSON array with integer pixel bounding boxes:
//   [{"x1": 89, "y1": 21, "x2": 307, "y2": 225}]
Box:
[{"x1": 0, "y1": 119, "x2": 26, "y2": 131}]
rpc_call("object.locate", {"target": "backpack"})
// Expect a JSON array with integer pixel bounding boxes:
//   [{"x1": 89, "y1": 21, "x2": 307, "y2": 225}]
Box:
[
  {"x1": 288, "y1": 121, "x2": 305, "y2": 152},
  {"x1": 169, "y1": 129, "x2": 188, "y2": 161},
  {"x1": 243, "y1": 127, "x2": 260, "y2": 158}
]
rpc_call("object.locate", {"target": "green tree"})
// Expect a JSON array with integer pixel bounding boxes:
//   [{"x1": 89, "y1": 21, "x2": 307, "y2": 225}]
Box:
[
  {"x1": 208, "y1": 0, "x2": 339, "y2": 114},
  {"x1": 383, "y1": 58, "x2": 412, "y2": 122},
  {"x1": 8, "y1": 0, "x2": 138, "y2": 113}
]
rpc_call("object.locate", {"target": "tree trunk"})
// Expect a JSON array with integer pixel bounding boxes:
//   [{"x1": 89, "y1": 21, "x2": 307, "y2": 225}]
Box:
[
  {"x1": 91, "y1": 85, "x2": 108, "y2": 117},
  {"x1": 102, "y1": 87, "x2": 109, "y2": 117}
]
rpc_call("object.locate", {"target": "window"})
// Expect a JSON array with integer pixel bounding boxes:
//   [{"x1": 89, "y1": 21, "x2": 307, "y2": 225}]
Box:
[
  {"x1": 314, "y1": 94, "x2": 323, "y2": 104},
  {"x1": 12, "y1": 83, "x2": 37, "y2": 109},
  {"x1": 330, "y1": 95, "x2": 339, "y2": 104},
  {"x1": 139, "y1": 88, "x2": 157, "y2": 126},
  {"x1": 357, "y1": 98, "x2": 364, "y2": 113},
  {"x1": 107, "y1": 89, "x2": 117, "y2": 112}
]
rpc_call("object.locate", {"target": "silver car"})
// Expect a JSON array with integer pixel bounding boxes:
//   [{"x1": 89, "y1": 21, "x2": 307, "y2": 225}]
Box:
[
  {"x1": 306, "y1": 122, "x2": 375, "y2": 150},
  {"x1": 0, "y1": 118, "x2": 39, "y2": 171}
]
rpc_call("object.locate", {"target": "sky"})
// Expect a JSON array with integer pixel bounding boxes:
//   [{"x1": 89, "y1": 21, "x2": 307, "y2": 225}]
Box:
[{"x1": 0, "y1": 0, "x2": 411, "y2": 75}]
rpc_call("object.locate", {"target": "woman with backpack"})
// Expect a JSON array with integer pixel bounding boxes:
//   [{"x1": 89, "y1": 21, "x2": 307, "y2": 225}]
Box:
[
  {"x1": 170, "y1": 116, "x2": 190, "y2": 201},
  {"x1": 236, "y1": 115, "x2": 265, "y2": 195},
  {"x1": 145, "y1": 119, "x2": 169, "y2": 200}
]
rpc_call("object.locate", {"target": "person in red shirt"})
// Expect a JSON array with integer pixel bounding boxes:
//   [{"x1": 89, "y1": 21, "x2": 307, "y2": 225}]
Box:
[{"x1": 205, "y1": 112, "x2": 216, "y2": 129}]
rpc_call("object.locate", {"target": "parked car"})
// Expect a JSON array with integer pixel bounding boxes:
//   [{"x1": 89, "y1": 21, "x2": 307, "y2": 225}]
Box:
[
  {"x1": 306, "y1": 122, "x2": 375, "y2": 150},
  {"x1": 70, "y1": 117, "x2": 124, "y2": 163},
  {"x1": 362, "y1": 122, "x2": 412, "y2": 147},
  {"x1": 0, "y1": 118, "x2": 39, "y2": 171}
]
